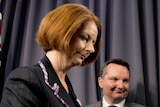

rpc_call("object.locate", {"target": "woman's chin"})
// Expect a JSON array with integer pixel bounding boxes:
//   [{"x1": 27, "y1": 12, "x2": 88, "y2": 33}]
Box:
[{"x1": 73, "y1": 60, "x2": 83, "y2": 66}]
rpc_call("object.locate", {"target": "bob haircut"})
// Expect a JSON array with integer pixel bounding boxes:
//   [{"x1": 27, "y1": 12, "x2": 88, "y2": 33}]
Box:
[{"x1": 36, "y1": 3, "x2": 102, "y2": 66}]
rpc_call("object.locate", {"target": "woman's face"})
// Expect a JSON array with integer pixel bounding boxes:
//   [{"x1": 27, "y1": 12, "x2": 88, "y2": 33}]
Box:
[{"x1": 69, "y1": 21, "x2": 98, "y2": 66}]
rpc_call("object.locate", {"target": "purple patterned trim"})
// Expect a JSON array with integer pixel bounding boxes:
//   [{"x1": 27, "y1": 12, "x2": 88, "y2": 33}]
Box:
[{"x1": 38, "y1": 61, "x2": 70, "y2": 107}]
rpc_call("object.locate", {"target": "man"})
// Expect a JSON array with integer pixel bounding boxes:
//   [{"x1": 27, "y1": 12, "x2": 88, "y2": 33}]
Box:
[{"x1": 84, "y1": 59, "x2": 145, "y2": 107}]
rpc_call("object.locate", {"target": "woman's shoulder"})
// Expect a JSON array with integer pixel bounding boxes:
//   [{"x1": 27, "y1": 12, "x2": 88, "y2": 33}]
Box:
[
  {"x1": 6, "y1": 64, "x2": 43, "y2": 84},
  {"x1": 1, "y1": 65, "x2": 48, "y2": 107},
  {"x1": 4, "y1": 64, "x2": 46, "y2": 95}
]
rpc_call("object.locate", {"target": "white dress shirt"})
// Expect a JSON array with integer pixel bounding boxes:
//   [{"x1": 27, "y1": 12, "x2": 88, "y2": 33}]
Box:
[{"x1": 102, "y1": 97, "x2": 125, "y2": 107}]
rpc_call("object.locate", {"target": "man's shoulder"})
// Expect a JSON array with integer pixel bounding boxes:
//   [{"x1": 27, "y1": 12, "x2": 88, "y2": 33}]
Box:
[
  {"x1": 84, "y1": 101, "x2": 101, "y2": 107},
  {"x1": 125, "y1": 101, "x2": 146, "y2": 107}
]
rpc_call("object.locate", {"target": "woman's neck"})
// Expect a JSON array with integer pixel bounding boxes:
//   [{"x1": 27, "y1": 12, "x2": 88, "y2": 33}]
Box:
[
  {"x1": 46, "y1": 50, "x2": 72, "y2": 78},
  {"x1": 46, "y1": 50, "x2": 70, "y2": 93}
]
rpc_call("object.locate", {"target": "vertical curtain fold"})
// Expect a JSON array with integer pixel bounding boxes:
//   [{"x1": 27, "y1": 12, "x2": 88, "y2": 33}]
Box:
[
  {"x1": 137, "y1": 0, "x2": 149, "y2": 106},
  {"x1": 153, "y1": 0, "x2": 160, "y2": 106},
  {"x1": 1, "y1": 0, "x2": 17, "y2": 99}
]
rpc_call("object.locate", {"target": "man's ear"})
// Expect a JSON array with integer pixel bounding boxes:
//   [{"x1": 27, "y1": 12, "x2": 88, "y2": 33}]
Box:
[{"x1": 98, "y1": 77, "x2": 103, "y2": 88}]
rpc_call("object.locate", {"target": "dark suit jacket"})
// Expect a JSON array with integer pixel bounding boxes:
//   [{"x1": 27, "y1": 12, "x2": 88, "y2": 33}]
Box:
[
  {"x1": 84, "y1": 100, "x2": 145, "y2": 107},
  {"x1": 0, "y1": 56, "x2": 81, "y2": 107}
]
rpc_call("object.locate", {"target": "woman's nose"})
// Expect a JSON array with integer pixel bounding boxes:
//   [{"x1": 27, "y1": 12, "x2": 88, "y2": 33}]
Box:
[{"x1": 86, "y1": 42, "x2": 95, "y2": 53}]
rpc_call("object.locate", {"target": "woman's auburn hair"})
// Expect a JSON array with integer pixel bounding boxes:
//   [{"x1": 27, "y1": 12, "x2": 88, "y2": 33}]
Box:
[{"x1": 36, "y1": 3, "x2": 102, "y2": 66}]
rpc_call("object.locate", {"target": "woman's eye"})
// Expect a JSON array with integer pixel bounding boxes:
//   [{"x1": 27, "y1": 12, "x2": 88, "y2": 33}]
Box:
[
  {"x1": 92, "y1": 41, "x2": 96, "y2": 45},
  {"x1": 80, "y1": 35, "x2": 88, "y2": 41}
]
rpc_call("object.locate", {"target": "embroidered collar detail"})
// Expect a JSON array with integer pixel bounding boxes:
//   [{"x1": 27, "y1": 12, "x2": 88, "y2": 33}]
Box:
[{"x1": 38, "y1": 61, "x2": 70, "y2": 107}]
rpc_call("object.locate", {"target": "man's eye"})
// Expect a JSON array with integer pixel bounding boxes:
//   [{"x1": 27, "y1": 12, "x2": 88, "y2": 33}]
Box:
[
  {"x1": 111, "y1": 78, "x2": 117, "y2": 81},
  {"x1": 123, "y1": 79, "x2": 129, "y2": 83}
]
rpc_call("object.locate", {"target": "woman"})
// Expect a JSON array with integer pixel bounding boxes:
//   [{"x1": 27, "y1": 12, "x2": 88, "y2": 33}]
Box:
[{"x1": 0, "y1": 3, "x2": 102, "y2": 107}]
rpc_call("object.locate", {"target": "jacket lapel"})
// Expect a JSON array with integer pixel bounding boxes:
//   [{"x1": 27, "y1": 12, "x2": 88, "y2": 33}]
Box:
[{"x1": 40, "y1": 56, "x2": 77, "y2": 107}]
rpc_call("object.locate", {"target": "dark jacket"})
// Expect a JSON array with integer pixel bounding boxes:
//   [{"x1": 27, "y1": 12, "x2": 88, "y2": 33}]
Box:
[
  {"x1": 0, "y1": 56, "x2": 80, "y2": 107},
  {"x1": 84, "y1": 100, "x2": 145, "y2": 107}
]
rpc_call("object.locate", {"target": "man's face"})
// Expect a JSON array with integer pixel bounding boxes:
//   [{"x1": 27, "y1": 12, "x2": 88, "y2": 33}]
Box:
[{"x1": 98, "y1": 63, "x2": 130, "y2": 104}]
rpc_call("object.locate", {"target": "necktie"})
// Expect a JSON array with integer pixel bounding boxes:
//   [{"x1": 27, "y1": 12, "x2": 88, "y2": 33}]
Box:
[{"x1": 108, "y1": 106, "x2": 117, "y2": 107}]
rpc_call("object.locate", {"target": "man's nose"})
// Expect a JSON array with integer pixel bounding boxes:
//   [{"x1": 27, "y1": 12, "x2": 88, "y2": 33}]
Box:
[{"x1": 117, "y1": 81, "x2": 124, "y2": 89}]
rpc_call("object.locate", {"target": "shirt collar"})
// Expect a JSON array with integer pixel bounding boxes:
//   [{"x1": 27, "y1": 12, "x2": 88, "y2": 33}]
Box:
[{"x1": 102, "y1": 97, "x2": 126, "y2": 107}]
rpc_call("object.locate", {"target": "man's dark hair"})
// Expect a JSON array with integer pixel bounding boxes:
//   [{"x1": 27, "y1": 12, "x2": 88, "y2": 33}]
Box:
[{"x1": 99, "y1": 59, "x2": 130, "y2": 77}]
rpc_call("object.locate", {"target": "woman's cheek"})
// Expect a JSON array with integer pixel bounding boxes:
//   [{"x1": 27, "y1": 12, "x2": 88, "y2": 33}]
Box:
[{"x1": 77, "y1": 40, "x2": 86, "y2": 49}]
